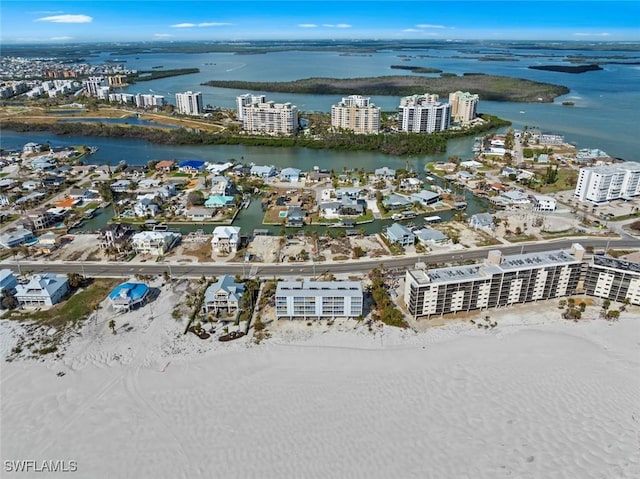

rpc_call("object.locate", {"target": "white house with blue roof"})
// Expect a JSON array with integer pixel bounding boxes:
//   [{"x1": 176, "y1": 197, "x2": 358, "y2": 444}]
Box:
[
  {"x1": 280, "y1": 167, "x2": 302, "y2": 182},
  {"x1": 0, "y1": 269, "x2": 18, "y2": 296},
  {"x1": 178, "y1": 160, "x2": 206, "y2": 174},
  {"x1": 203, "y1": 275, "x2": 245, "y2": 314},
  {"x1": 109, "y1": 282, "x2": 150, "y2": 311},
  {"x1": 385, "y1": 223, "x2": 415, "y2": 247},
  {"x1": 15, "y1": 273, "x2": 69, "y2": 307},
  {"x1": 250, "y1": 165, "x2": 276, "y2": 178}
]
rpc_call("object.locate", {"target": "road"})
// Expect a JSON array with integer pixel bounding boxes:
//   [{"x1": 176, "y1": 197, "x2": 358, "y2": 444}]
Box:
[{"x1": 6, "y1": 237, "x2": 639, "y2": 279}]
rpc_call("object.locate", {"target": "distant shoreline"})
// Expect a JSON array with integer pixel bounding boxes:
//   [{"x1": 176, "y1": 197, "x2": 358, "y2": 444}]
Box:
[{"x1": 528, "y1": 64, "x2": 603, "y2": 74}]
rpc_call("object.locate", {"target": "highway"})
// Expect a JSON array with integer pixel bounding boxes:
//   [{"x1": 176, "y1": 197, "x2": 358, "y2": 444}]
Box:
[{"x1": 5, "y1": 237, "x2": 639, "y2": 279}]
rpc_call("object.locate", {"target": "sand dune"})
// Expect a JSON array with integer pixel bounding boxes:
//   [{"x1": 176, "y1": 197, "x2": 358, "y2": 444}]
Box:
[{"x1": 1, "y1": 299, "x2": 639, "y2": 478}]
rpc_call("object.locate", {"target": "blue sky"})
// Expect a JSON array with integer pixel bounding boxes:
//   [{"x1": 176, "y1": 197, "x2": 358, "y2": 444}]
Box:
[{"x1": 1, "y1": 1, "x2": 639, "y2": 43}]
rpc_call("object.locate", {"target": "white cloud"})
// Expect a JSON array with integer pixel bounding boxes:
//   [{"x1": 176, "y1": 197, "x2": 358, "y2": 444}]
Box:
[
  {"x1": 415, "y1": 24, "x2": 446, "y2": 29},
  {"x1": 50, "y1": 36, "x2": 73, "y2": 41},
  {"x1": 403, "y1": 28, "x2": 421, "y2": 33},
  {"x1": 298, "y1": 24, "x2": 318, "y2": 28},
  {"x1": 171, "y1": 21, "x2": 231, "y2": 28},
  {"x1": 36, "y1": 14, "x2": 92, "y2": 23},
  {"x1": 573, "y1": 32, "x2": 611, "y2": 37},
  {"x1": 154, "y1": 33, "x2": 173, "y2": 38},
  {"x1": 322, "y1": 23, "x2": 352, "y2": 28}
]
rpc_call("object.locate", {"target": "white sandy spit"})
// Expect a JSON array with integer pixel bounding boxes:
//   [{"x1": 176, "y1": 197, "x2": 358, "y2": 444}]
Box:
[{"x1": 1, "y1": 294, "x2": 639, "y2": 479}]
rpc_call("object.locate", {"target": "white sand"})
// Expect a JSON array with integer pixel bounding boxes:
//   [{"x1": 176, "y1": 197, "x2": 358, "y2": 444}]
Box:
[{"x1": 1, "y1": 294, "x2": 639, "y2": 478}]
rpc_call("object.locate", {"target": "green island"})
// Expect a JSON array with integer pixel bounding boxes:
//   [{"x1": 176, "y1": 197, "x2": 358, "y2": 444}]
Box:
[
  {"x1": 389, "y1": 65, "x2": 443, "y2": 73},
  {"x1": 0, "y1": 113, "x2": 510, "y2": 156},
  {"x1": 127, "y1": 68, "x2": 200, "y2": 83},
  {"x1": 202, "y1": 74, "x2": 569, "y2": 102}
]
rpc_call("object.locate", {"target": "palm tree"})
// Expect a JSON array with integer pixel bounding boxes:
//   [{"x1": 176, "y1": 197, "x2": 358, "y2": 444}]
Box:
[{"x1": 108, "y1": 319, "x2": 116, "y2": 334}]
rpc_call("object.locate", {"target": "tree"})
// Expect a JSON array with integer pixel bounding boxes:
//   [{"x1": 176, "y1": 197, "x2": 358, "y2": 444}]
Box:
[
  {"x1": 606, "y1": 309, "x2": 620, "y2": 321},
  {"x1": 108, "y1": 319, "x2": 116, "y2": 334},
  {"x1": 67, "y1": 273, "x2": 83, "y2": 289},
  {"x1": 1, "y1": 289, "x2": 18, "y2": 310},
  {"x1": 187, "y1": 190, "x2": 205, "y2": 206},
  {"x1": 602, "y1": 299, "x2": 611, "y2": 311}
]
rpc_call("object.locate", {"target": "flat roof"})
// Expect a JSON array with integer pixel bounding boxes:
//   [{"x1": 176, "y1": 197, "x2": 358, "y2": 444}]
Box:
[
  {"x1": 276, "y1": 281, "x2": 363, "y2": 297},
  {"x1": 409, "y1": 248, "x2": 581, "y2": 286}
]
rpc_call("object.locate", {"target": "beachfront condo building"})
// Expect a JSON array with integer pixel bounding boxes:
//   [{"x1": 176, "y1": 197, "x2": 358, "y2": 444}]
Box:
[
  {"x1": 241, "y1": 100, "x2": 299, "y2": 135},
  {"x1": 135, "y1": 93, "x2": 166, "y2": 109},
  {"x1": 331, "y1": 95, "x2": 380, "y2": 134},
  {"x1": 276, "y1": 281, "x2": 363, "y2": 319},
  {"x1": 398, "y1": 94, "x2": 451, "y2": 133},
  {"x1": 236, "y1": 93, "x2": 266, "y2": 121},
  {"x1": 448, "y1": 91, "x2": 479, "y2": 124},
  {"x1": 584, "y1": 256, "x2": 640, "y2": 306},
  {"x1": 175, "y1": 91, "x2": 204, "y2": 116},
  {"x1": 573, "y1": 162, "x2": 640, "y2": 203},
  {"x1": 404, "y1": 244, "x2": 585, "y2": 318},
  {"x1": 83, "y1": 76, "x2": 107, "y2": 97}
]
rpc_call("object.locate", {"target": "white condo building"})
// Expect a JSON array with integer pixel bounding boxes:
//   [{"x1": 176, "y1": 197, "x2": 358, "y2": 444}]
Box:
[
  {"x1": 276, "y1": 281, "x2": 363, "y2": 319},
  {"x1": 405, "y1": 245, "x2": 585, "y2": 318},
  {"x1": 241, "y1": 99, "x2": 299, "y2": 135},
  {"x1": 584, "y1": 256, "x2": 640, "y2": 305},
  {"x1": 573, "y1": 162, "x2": 640, "y2": 203},
  {"x1": 448, "y1": 91, "x2": 479, "y2": 124},
  {"x1": 331, "y1": 95, "x2": 380, "y2": 134},
  {"x1": 135, "y1": 93, "x2": 166, "y2": 109},
  {"x1": 175, "y1": 91, "x2": 203, "y2": 116},
  {"x1": 236, "y1": 93, "x2": 266, "y2": 121},
  {"x1": 398, "y1": 94, "x2": 451, "y2": 133},
  {"x1": 83, "y1": 76, "x2": 107, "y2": 97}
]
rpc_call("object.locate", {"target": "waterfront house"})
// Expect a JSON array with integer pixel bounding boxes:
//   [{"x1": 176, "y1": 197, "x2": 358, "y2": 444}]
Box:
[
  {"x1": 37, "y1": 231, "x2": 59, "y2": 253},
  {"x1": 111, "y1": 179, "x2": 132, "y2": 193},
  {"x1": 409, "y1": 190, "x2": 441, "y2": 206},
  {"x1": 250, "y1": 165, "x2": 277, "y2": 178},
  {"x1": 131, "y1": 231, "x2": 181, "y2": 255},
  {"x1": 155, "y1": 160, "x2": 175, "y2": 173},
  {"x1": 15, "y1": 273, "x2": 69, "y2": 308},
  {"x1": 0, "y1": 269, "x2": 18, "y2": 296},
  {"x1": 185, "y1": 206, "x2": 212, "y2": 221},
  {"x1": 178, "y1": 160, "x2": 206, "y2": 174},
  {"x1": 385, "y1": 223, "x2": 415, "y2": 247},
  {"x1": 133, "y1": 196, "x2": 159, "y2": 217},
  {"x1": 500, "y1": 190, "x2": 530, "y2": 205},
  {"x1": 382, "y1": 193, "x2": 412, "y2": 211},
  {"x1": 203, "y1": 275, "x2": 245, "y2": 314},
  {"x1": 0, "y1": 228, "x2": 35, "y2": 249},
  {"x1": 22, "y1": 142, "x2": 42, "y2": 154},
  {"x1": 286, "y1": 206, "x2": 306, "y2": 227},
  {"x1": 124, "y1": 165, "x2": 147, "y2": 178},
  {"x1": 207, "y1": 162, "x2": 234, "y2": 175},
  {"x1": 280, "y1": 167, "x2": 302, "y2": 183},
  {"x1": 211, "y1": 226, "x2": 241, "y2": 254},
  {"x1": 460, "y1": 160, "x2": 483, "y2": 169},
  {"x1": 456, "y1": 171, "x2": 475, "y2": 182},
  {"x1": 204, "y1": 195, "x2": 235, "y2": 209},
  {"x1": 108, "y1": 282, "x2": 150, "y2": 311},
  {"x1": 469, "y1": 213, "x2": 495, "y2": 230},
  {"x1": 99, "y1": 224, "x2": 133, "y2": 253},
  {"x1": 320, "y1": 198, "x2": 365, "y2": 218},
  {"x1": 374, "y1": 167, "x2": 396, "y2": 179},
  {"x1": 414, "y1": 227, "x2": 448, "y2": 245},
  {"x1": 399, "y1": 177, "x2": 422, "y2": 192}
]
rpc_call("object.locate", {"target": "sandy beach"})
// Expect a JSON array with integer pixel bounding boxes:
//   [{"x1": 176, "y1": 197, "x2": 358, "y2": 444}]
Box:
[{"x1": 1, "y1": 288, "x2": 639, "y2": 478}]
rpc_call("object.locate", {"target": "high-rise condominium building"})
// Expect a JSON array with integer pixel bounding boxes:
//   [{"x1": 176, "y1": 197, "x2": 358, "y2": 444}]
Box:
[
  {"x1": 175, "y1": 91, "x2": 203, "y2": 116},
  {"x1": 404, "y1": 245, "x2": 585, "y2": 318},
  {"x1": 240, "y1": 98, "x2": 298, "y2": 135},
  {"x1": 236, "y1": 93, "x2": 266, "y2": 121},
  {"x1": 83, "y1": 77, "x2": 107, "y2": 97},
  {"x1": 573, "y1": 162, "x2": 640, "y2": 203},
  {"x1": 448, "y1": 91, "x2": 479, "y2": 124},
  {"x1": 398, "y1": 94, "x2": 451, "y2": 133},
  {"x1": 331, "y1": 95, "x2": 380, "y2": 134}
]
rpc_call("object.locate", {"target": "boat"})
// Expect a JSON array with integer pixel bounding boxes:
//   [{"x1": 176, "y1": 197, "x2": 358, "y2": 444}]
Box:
[
  {"x1": 218, "y1": 331, "x2": 245, "y2": 342},
  {"x1": 84, "y1": 208, "x2": 97, "y2": 219},
  {"x1": 88, "y1": 146, "x2": 98, "y2": 154}
]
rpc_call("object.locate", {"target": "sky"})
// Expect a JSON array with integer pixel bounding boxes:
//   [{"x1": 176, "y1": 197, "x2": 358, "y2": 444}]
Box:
[{"x1": 1, "y1": 1, "x2": 639, "y2": 43}]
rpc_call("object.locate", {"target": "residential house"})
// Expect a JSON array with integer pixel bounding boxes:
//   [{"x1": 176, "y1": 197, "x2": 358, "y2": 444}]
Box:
[
  {"x1": 178, "y1": 160, "x2": 206, "y2": 174},
  {"x1": 399, "y1": 177, "x2": 422, "y2": 192},
  {"x1": 23, "y1": 142, "x2": 42, "y2": 154},
  {"x1": 286, "y1": 206, "x2": 306, "y2": 227},
  {"x1": 456, "y1": 170, "x2": 475, "y2": 182},
  {"x1": 211, "y1": 226, "x2": 241, "y2": 254},
  {"x1": 250, "y1": 165, "x2": 277, "y2": 178},
  {"x1": 459, "y1": 160, "x2": 483, "y2": 169},
  {"x1": 409, "y1": 190, "x2": 441, "y2": 206},
  {"x1": 37, "y1": 231, "x2": 59, "y2": 253},
  {"x1": 382, "y1": 194, "x2": 412, "y2": 211},
  {"x1": 137, "y1": 179, "x2": 161, "y2": 190},
  {"x1": 24, "y1": 208, "x2": 58, "y2": 230},
  {"x1": 31, "y1": 157, "x2": 56, "y2": 171},
  {"x1": 500, "y1": 190, "x2": 530, "y2": 205},
  {"x1": 414, "y1": 227, "x2": 448, "y2": 245},
  {"x1": 280, "y1": 167, "x2": 302, "y2": 183},
  {"x1": 41, "y1": 175, "x2": 67, "y2": 188},
  {"x1": 131, "y1": 231, "x2": 181, "y2": 255},
  {"x1": 0, "y1": 228, "x2": 36, "y2": 248},
  {"x1": 209, "y1": 176, "x2": 231, "y2": 196},
  {"x1": 108, "y1": 282, "x2": 150, "y2": 311},
  {"x1": 0, "y1": 269, "x2": 18, "y2": 296},
  {"x1": 537, "y1": 154, "x2": 550, "y2": 164},
  {"x1": 203, "y1": 275, "x2": 245, "y2": 314},
  {"x1": 385, "y1": 223, "x2": 415, "y2": 247},
  {"x1": 155, "y1": 160, "x2": 175, "y2": 173},
  {"x1": 133, "y1": 196, "x2": 159, "y2": 217},
  {"x1": 22, "y1": 181, "x2": 39, "y2": 191},
  {"x1": 320, "y1": 198, "x2": 365, "y2": 218},
  {"x1": 469, "y1": 213, "x2": 495, "y2": 230},
  {"x1": 185, "y1": 207, "x2": 212, "y2": 221},
  {"x1": 15, "y1": 273, "x2": 69, "y2": 307},
  {"x1": 207, "y1": 162, "x2": 234, "y2": 175},
  {"x1": 374, "y1": 167, "x2": 396, "y2": 179},
  {"x1": 110, "y1": 179, "x2": 132, "y2": 193},
  {"x1": 204, "y1": 195, "x2": 235, "y2": 209},
  {"x1": 99, "y1": 223, "x2": 133, "y2": 253}
]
